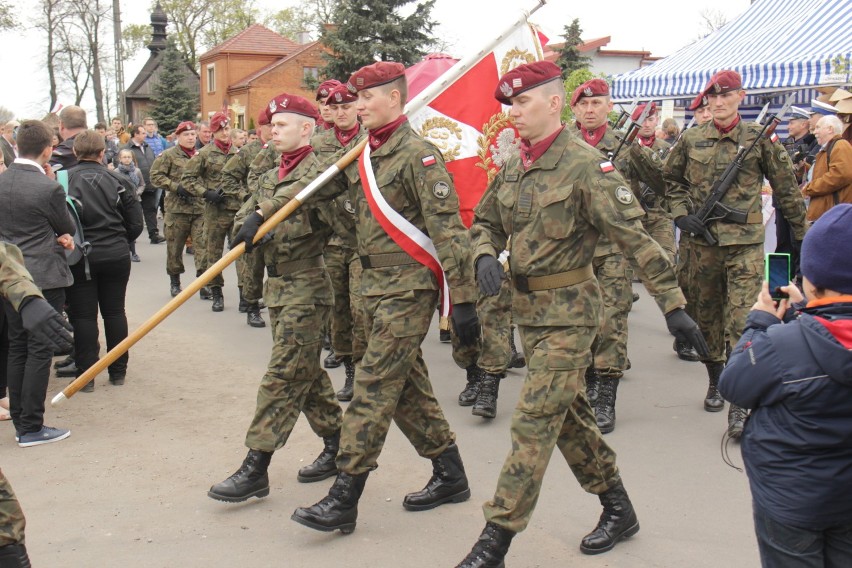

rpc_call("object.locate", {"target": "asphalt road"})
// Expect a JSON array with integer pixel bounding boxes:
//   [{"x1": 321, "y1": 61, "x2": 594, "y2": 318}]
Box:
[{"x1": 2, "y1": 237, "x2": 759, "y2": 567}]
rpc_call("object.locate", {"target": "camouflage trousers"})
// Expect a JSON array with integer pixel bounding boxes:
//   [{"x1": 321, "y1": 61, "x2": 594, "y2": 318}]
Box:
[
  {"x1": 205, "y1": 205, "x2": 244, "y2": 289},
  {"x1": 336, "y1": 289, "x2": 455, "y2": 475},
  {"x1": 591, "y1": 253, "x2": 632, "y2": 374},
  {"x1": 677, "y1": 240, "x2": 763, "y2": 363},
  {"x1": 239, "y1": 248, "x2": 265, "y2": 303},
  {"x1": 451, "y1": 276, "x2": 512, "y2": 374},
  {"x1": 245, "y1": 303, "x2": 342, "y2": 452},
  {"x1": 483, "y1": 324, "x2": 620, "y2": 533},
  {"x1": 326, "y1": 244, "x2": 367, "y2": 361},
  {"x1": 0, "y1": 470, "x2": 25, "y2": 547},
  {"x1": 164, "y1": 211, "x2": 207, "y2": 276}
]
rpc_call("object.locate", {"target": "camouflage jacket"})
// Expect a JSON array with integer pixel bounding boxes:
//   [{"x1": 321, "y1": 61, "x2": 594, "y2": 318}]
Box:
[
  {"x1": 665, "y1": 119, "x2": 807, "y2": 246},
  {"x1": 472, "y1": 127, "x2": 685, "y2": 327},
  {"x1": 272, "y1": 121, "x2": 477, "y2": 303},
  {"x1": 150, "y1": 145, "x2": 204, "y2": 215},
  {"x1": 221, "y1": 138, "x2": 264, "y2": 205},
  {"x1": 0, "y1": 241, "x2": 43, "y2": 311},
  {"x1": 180, "y1": 142, "x2": 240, "y2": 211},
  {"x1": 246, "y1": 145, "x2": 280, "y2": 199}
]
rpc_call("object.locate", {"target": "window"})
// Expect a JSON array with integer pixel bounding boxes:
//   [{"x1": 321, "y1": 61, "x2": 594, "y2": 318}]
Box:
[
  {"x1": 206, "y1": 64, "x2": 216, "y2": 93},
  {"x1": 303, "y1": 66, "x2": 319, "y2": 82},
  {"x1": 237, "y1": 114, "x2": 245, "y2": 130}
]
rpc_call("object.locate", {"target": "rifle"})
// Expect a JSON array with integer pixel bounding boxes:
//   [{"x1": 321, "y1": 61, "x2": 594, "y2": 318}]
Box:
[
  {"x1": 611, "y1": 95, "x2": 639, "y2": 130},
  {"x1": 691, "y1": 93, "x2": 795, "y2": 245},
  {"x1": 608, "y1": 100, "x2": 655, "y2": 163}
]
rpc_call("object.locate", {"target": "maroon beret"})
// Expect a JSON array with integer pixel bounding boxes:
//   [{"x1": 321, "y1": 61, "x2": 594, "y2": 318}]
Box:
[
  {"x1": 347, "y1": 61, "x2": 406, "y2": 93},
  {"x1": 210, "y1": 112, "x2": 230, "y2": 132},
  {"x1": 256, "y1": 107, "x2": 271, "y2": 127},
  {"x1": 688, "y1": 93, "x2": 709, "y2": 111},
  {"x1": 570, "y1": 79, "x2": 610, "y2": 107},
  {"x1": 174, "y1": 121, "x2": 195, "y2": 135},
  {"x1": 630, "y1": 102, "x2": 657, "y2": 121},
  {"x1": 326, "y1": 83, "x2": 358, "y2": 105},
  {"x1": 316, "y1": 79, "x2": 343, "y2": 102},
  {"x1": 494, "y1": 61, "x2": 562, "y2": 105},
  {"x1": 701, "y1": 70, "x2": 742, "y2": 97},
  {"x1": 266, "y1": 93, "x2": 320, "y2": 123}
]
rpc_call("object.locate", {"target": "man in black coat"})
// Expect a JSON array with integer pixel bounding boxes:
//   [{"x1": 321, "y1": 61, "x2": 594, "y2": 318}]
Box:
[
  {"x1": 124, "y1": 124, "x2": 165, "y2": 244},
  {"x1": 49, "y1": 106, "x2": 88, "y2": 174}
]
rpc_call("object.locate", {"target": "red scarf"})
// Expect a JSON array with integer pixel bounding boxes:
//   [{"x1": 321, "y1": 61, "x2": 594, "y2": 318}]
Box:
[
  {"x1": 714, "y1": 114, "x2": 741, "y2": 136},
  {"x1": 368, "y1": 115, "x2": 407, "y2": 151},
  {"x1": 638, "y1": 134, "x2": 656, "y2": 147},
  {"x1": 520, "y1": 126, "x2": 564, "y2": 170},
  {"x1": 214, "y1": 138, "x2": 232, "y2": 154},
  {"x1": 278, "y1": 145, "x2": 314, "y2": 181},
  {"x1": 578, "y1": 123, "x2": 607, "y2": 148},
  {"x1": 335, "y1": 124, "x2": 360, "y2": 147},
  {"x1": 180, "y1": 144, "x2": 196, "y2": 159}
]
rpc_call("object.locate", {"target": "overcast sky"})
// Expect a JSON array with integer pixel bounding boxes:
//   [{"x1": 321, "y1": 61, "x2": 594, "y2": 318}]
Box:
[{"x1": 0, "y1": 0, "x2": 752, "y2": 120}]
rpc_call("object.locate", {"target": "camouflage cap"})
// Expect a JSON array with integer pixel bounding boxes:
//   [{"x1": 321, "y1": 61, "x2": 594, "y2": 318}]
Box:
[
  {"x1": 495, "y1": 61, "x2": 562, "y2": 105},
  {"x1": 316, "y1": 79, "x2": 343, "y2": 102},
  {"x1": 347, "y1": 61, "x2": 406, "y2": 93},
  {"x1": 570, "y1": 78, "x2": 609, "y2": 106}
]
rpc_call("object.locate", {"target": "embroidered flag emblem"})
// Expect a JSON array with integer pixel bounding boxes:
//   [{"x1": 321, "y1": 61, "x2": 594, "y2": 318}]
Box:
[
  {"x1": 512, "y1": 78, "x2": 523, "y2": 88},
  {"x1": 422, "y1": 155, "x2": 436, "y2": 167},
  {"x1": 600, "y1": 161, "x2": 614, "y2": 173}
]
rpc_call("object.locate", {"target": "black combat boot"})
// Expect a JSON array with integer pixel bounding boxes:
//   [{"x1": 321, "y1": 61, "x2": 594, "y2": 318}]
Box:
[
  {"x1": 507, "y1": 327, "x2": 525, "y2": 368},
  {"x1": 704, "y1": 361, "x2": 725, "y2": 412},
  {"x1": 246, "y1": 303, "x2": 266, "y2": 328},
  {"x1": 455, "y1": 522, "x2": 515, "y2": 568},
  {"x1": 324, "y1": 348, "x2": 342, "y2": 369},
  {"x1": 458, "y1": 365, "x2": 482, "y2": 406},
  {"x1": 211, "y1": 286, "x2": 224, "y2": 312},
  {"x1": 727, "y1": 405, "x2": 748, "y2": 439},
  {"x1": 336, "y1": 357, "x2": 355, "y2": 401},
  {"x1": 472, "y1": 373, "x2": 502, "y2": 419},
  {"x1": 0, "y1": 543, "x2": 32, "y2": 568},
  {"x1": 291, "y1": 471, "x2": 369, "y2": 534},
  {"x1": 673, "y1": 338, "x2": 701, "y2": 362},
  {"x1": 169, "y1": 274, "x2": 181, "y2": 298},
  {"x1": 595, "y1": 374, "x2": 621, "y2": 434},
  {"x1": 403, "y1": 442, "x2": 471, "y2": 511},
  {"x1": 580, "y1": 480, "x2": 640, "y2": 555},
  {"x1": 585, "y1": 368, "x2": 600, "y2": 407},
  {"x1": 207, "y1": 449, "x2": 272, "y2": 502},
  {"x1": 197, "y1": 270, "x2": 212, "y2": 300},
  {"x1": 238, "y1": 287, "x2": 249, "y2": 313},
  {"x1": 297, "y1": 430, "x2": 340, "y2": 483}
]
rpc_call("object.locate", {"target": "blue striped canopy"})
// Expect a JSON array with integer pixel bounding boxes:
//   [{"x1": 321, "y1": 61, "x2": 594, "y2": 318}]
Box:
[{"x1": 612, "y1": 0, "x2": 852, "y2": 100}]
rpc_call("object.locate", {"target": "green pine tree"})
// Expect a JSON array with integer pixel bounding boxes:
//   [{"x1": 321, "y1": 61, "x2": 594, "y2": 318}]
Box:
[
  {"x1": 151, "y1": 39, "x2": 198, "y2": 133},
  {"x1": 321, "y1": 0, "x2": 438, "y2": 81},
  {"x1": 555, "y1": 19, "x2": 590, "y2": 79}
]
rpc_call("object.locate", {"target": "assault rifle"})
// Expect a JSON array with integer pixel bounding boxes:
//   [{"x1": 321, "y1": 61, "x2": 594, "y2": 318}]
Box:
[
  {"x1": 691, "y1": 93, "x2": 795, "y2": 245},
  {"x1": 611, "y1": 96, "x2": 639, "y2": 130},
  {"x1": 608, "y1": 99, "x2": 655, "y2": 163}
]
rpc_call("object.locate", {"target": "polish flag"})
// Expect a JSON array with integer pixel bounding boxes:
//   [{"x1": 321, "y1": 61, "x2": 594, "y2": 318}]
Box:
[{"x1": 406, "y1": 21, "x2": 547, "y2": 227}]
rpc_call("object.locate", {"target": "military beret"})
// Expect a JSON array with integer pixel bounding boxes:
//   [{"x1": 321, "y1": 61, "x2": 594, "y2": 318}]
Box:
[
  {"x1": 570, "y1": 78, "x2": 610, "y2": 107},
  {"x1": 346, "y1": 61, "x2": 406, "y2": 93},
  {"x1": 316, "y1": 79, "x2": 343, "y2": 102},
  {"x1": 688, "y1": 93, "x2": 709, "y2": 111},
  {"x1": 210, "y1": 112, "x2": 230, "y2": 132},
  {"x1": 326, "y1": 83, "x2": 358, "y2": 105},
  {"x1": 266, "y1": 93, "x2": 320, "y2": 123},
  {"x1": 494, "y1": 61, "x2": 562, "y2": 105},
  {"x1": 788, "y1": 106, "x2": 811, "y2": 121},
  {"x1": 630, "y1": 102, "x2": 657, "y2": 121},
  {"x1": 174, "y1": 121, "x2": 195, "y2": 135},
  {"x1": 700, "y1": 70, "x2": 742, "y2": 98}
]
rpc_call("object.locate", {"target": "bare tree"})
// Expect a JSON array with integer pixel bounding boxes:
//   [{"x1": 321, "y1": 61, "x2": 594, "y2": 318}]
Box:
[
  {"x1": 697, "y1": 9, "x2": 728, "y2": 39},
  {"x1": 0, "y1": 106, "x2": 15, "y2": 124},
  {"x1": 68, "y1": 0, "x2": 111, "y2": 122},
  {"x1": 33, "y1": 0, "x2": 68, "y2": 112}
]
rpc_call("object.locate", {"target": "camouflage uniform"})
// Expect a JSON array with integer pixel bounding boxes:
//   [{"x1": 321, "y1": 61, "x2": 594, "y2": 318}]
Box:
[
  {"x1": 451, "y1": 274, "x2": 512, "y2": 374},
  {"x1": 471, "y1": 127, "x2": 686, "y2": 533},
  {"x1": 0, "y1": 470, "x2": 25, "y2": 548},
  {"x1": 181, "y1": 142, "x2": 240, "y2": 289},
  {"x1": 635, "y1": 138, "x2": 676, "y2": 260},
  {"x1": 150, "y1": 145, "x2": 207, "y2": 276},
  {"x1": 240, "y1": 154, "x2": 343, "y2": 452},
  {"x1": 665, "y1": 119, "x2": 807, "y2": 364}
]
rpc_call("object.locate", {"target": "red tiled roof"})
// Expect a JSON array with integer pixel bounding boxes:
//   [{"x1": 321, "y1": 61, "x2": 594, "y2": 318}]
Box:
[{"x1": 200, "y1": 24, "x2": 300, "y2": 60}]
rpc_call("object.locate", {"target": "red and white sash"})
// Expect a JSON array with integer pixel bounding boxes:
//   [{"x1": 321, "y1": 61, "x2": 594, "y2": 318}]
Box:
[{"x1": 358, "y1": 144, "x2": 451, "y2": 317}]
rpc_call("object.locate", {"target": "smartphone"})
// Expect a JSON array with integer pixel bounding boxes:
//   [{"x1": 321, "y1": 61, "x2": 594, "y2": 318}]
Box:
[{"x1": 765, "y1": 253, "x2": 791, "y2": 300}]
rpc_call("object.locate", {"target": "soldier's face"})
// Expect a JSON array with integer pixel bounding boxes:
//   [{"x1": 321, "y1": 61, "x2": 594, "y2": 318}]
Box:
[
  {"x1": 271, "y1": 112, "x2": 308, "y2": 153},
  {"x1": 694, "y1": 106, "x2": 713, "y2": 125},
  {"x1": 707, "y1": 90, "x2": 744, "y2": 125},
  {"x1": 508, "y1": 88, "x2": 561, "y2": 144},
  {"x1": 177, "y1": 130, "x2": 196, "y2": 149},
  {"x1": 357, "y1": 87, "x2": 396, "y2": 130},
  {"x1": 213, "y1": 127, "x2": 230, "y2": 142},
  {"x1": 330, "y1": 103, "x2": 358, "y2": 131},
  {"x1": 319, "y1": 102, "x2": 334, "y2": 122},
  {"x1": 638, "y1": 113, "x2": 658, "y2": 137},
  {"x1": 571, "y1": 96, "x2": 613, "y2": 130}
]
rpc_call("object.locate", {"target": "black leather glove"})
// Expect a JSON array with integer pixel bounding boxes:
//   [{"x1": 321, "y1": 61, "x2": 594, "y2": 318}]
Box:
[
  {"x1": 203, "y1": 189, "x2": 225, "y2": 205},
  {"x1": 232, "y1": 211, "x2": 263, "y2": 253},
  {"x1": 19, "y1": 297, "x2": 74, "y2": 353},
  {"x1": 176, "y1": 185, "x2": 192, "y2": 202},
  {"x1": 451, "y1": 302, "x2": 480, "y2": 347},
  {"x1": 665, "y1": 308, "x2": 710, "y2": 359},
  {"x1": 475, "y1": 255, "x2": 505, "y2": 297},
  {"x1": 674, "y1": 215, "x2": 707, "y2": 236}
]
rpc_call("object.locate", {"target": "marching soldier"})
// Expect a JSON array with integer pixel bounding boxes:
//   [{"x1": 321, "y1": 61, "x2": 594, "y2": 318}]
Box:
[
  {"x1": 455, "y1": 60, "x2": 707, "y2": 568},
  {"x1": 664, "y1": 70, "x2": 807, "y2": 438},
  {"x1": 208, "y1": 94, "x2": 345, "y2": 502},
  {"x1": 181, "y1": 112, "x2": 238, "y2": 312},
  {"x1": 150, "y1": 121, "x2": 210, "y2": 300},
  {"x1": 314, "y1": 79, "x2": 342, "y2": 132}
]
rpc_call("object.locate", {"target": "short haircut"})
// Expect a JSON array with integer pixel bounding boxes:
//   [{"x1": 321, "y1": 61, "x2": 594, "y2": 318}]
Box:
[
  {"x1": 72, "y1": 129, "x2": 106, "y2": 161},
  {"x1": 230, "y1": 128, "x2": 245, "y2": 139},
  {"x1": 111, "y1": 117, "x2": 122, "y2": 123},
  {"x1": 143, "y1": 117, "x2": 157, "y2": 126},
  {"x1": 541, "y1": 79, "x2": 566, "y2": 110},
  {"x1": 59, "y1": 106, "x2": 87, "y2": 130},
  {"x1": 380, "y1": 76, "x2": 409, "y2": 107},
  {"x1": 248, "y1": 129, "x2": 256, "y2": 136},
  {"x1": 133, "y1": 124, "x2": 146, "y2": 136},
  {"x1": 15, "y1": 120, "x2": 54, "y2": 158},
  {"x1": 94, "y1": 122, "x2": 107, "y2": 131},
  {"x1": 662, "y1": 117, "x2": 679, "y2": 137},
  {"x1": 820, "y1": 115, "x2": 844, "y2": 136}
]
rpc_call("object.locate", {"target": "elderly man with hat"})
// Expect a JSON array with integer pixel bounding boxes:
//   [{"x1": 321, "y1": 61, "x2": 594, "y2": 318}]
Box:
[
  {"x1": 664, "y1": 69, "x2": 807, "y2": 438},
  {"x1": 283, "y1": 60, "x2": 480, "y2": 535},
  {"x1": 453, "y1": 60, "x2": 706, "y2": 567},
  {"x1": 569, "y1": 78, "x2": 674, "y2": 433},
  {"x1": 207, "y1": 92, "x2": 345, "y2": 502},
  {"x1": 181, "y1": 111, "x2": 238, "y2": 312},
  {"x1": 150, "y1": 121, "x2": 210, "y2": 300}
]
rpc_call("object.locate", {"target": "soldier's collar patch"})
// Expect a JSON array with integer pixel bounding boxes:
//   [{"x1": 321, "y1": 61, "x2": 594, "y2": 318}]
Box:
[
  {"x1": 614, "y1": 186, "x2": 634, "y2": 205},
  {"x1": 421, "y1": 155, "x2": 437, "y2": 167},
  {"x1": 600, "y1": 161, "x2": 615, "y2": 173},
  {"x1": 433, "y1": 181, "x2": 451, "y2": 199}
]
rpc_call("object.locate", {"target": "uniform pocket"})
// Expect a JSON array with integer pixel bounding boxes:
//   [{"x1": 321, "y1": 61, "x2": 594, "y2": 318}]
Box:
[
  {"x1": 537, "y1": 184, "x2": 574, "y2": 239},
  {"x1": 523, "y1": 347, "x2": 589, "y2": 416}
]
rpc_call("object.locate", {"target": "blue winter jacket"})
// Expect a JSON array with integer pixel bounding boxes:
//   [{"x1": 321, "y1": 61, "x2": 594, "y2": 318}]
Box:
[{"x1": 719, "y1": 301, "x2": 852, "y2": 529}]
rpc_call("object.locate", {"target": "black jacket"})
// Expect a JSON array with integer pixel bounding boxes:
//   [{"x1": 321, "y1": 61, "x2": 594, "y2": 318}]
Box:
[
  {"x1": 123, "y1": 139, "x2": 157, "y2": 191},
  {"x1": 67, "y1": 161, "x2": 144, "y2": 263},
  {"x1": 49, "y1": 134, "x2": 79, "y2": 173}
]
